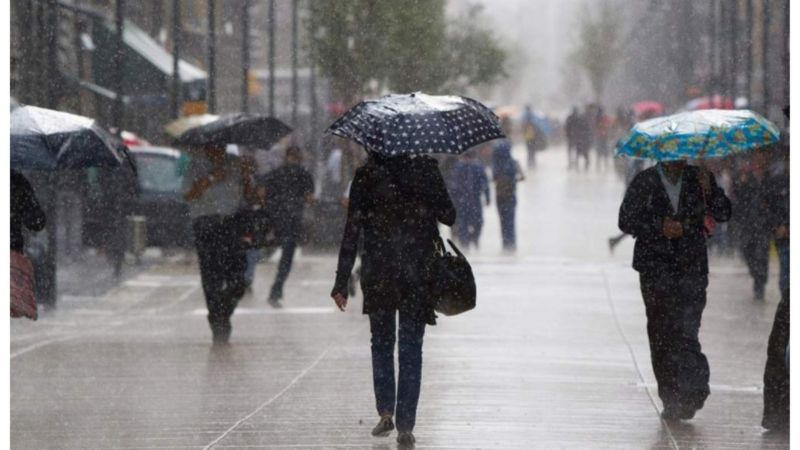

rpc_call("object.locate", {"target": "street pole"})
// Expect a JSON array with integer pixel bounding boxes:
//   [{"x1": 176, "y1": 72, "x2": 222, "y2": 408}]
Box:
[
  {"x1": 19, "y1": 0, "x2": 34, "y2": 103},
  {"x1": 241, "y1": 0, "x2": 250, "y2": 113},
  {"x1": 783, "y1": 0, "x2": 789, "y2": 110},
  {"x1": 762, "y1": 0, "x2": 771, "y2": 115},
  {"x1": 113, "y1": 0, "x2": 125, "y2": 131},
  {"x1": 41, "y1": 0, "x2": 60, "y2": 307},
  {"x1": 707, "y1": 0, "x2": 717, "y2": 96},
  {"x1": 291, "y1": 0, "x2": 299, "y2": 127},
  {"x1": 171, "y1": 0, "x2": 182, "y2": 119},
  {"x1": 728, "y1": 1, "x2": 737, "y2": 99},
  {"x1": 268, "y1": 0, "x2": 275, "y2": 117},
  {"x1": 207, "y1": 0, "x2": 216, "y2": 113},
  {"x1": 746, "y1": 0, "x2": 753, "y2": 106}
]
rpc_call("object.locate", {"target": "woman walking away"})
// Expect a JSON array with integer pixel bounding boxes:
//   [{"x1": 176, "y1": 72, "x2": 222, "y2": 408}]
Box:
[{"x1": 330, "y1": 153, "x2": 456, "y2": 446}]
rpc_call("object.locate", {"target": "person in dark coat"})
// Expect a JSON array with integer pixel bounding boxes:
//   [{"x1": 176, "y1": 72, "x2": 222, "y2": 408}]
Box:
[
  {"x1": 184, "y1": 144, "x2": 250, "y2": 344},
  {"x1": 492, "y1": 133, "x2": 524, "y2": 251},
  {"x1": 565, "y1": 106, "x2": 580, "y2": 169},
  {"x1": 619, "y1": 160, "x2": 731, "y2": 421},
  {"x1": 762, "y1": 135, "x2": 789, "y2": 431},
  {"x1": 448, "y1": 152, "x2": 490, "y2": 249},
  {"x1": 732, "y1": 152, "x2": 771, "y2": 300},
  {"x1": 11, "y1": 170, "x2": 46, "y2": 253},
  {"x1": 258, "y1": 146, "x2": 315, "y2": 307},
  {"x1": 330, "y1": 154, "x2": 455, "y2": 445}
]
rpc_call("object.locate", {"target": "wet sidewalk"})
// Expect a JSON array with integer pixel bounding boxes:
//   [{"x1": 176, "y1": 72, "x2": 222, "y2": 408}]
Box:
[{"x1": 11, "y1": 147, "x2": 788, "y2": 449}]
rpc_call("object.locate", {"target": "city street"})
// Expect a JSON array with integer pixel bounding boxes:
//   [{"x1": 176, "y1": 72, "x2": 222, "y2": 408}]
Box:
[{"x1": 11, "y1": 146, "x2": 788, "y2": 449}]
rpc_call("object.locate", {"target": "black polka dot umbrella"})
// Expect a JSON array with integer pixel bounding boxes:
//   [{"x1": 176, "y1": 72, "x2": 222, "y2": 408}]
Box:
[{"x1": 326, "y1": 92, "x2": 505, "y2": 156}]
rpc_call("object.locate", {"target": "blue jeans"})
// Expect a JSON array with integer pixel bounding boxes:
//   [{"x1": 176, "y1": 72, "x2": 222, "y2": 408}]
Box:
[
  {"x1": 369, "y1": 309, "x2": 426, "y2": 433},
  {"x1": 244, "y1": 249, "x2": 261, "y2": 286}
]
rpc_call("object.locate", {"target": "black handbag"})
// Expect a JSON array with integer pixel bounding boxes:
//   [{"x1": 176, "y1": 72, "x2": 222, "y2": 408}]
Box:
[{"x1": 428, "y1": 237, "x2": 476, "y2": 316}]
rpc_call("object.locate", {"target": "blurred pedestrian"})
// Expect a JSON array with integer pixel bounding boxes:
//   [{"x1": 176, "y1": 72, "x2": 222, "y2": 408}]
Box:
[
  {"x1": 448, "y1": 152, "x2": 490, "y2": 250},
  {"x1": 330, "y1": 153, "x2": 455, "y2": 445},
  {"x1": 732, "y1": 152, "x2": 771, "y2": 300},
  {"x1": 98, "y1": 166, "x2": 138, "y2": 278},
  {"x1": 762, "y1": 116, "x2": 790, "y2": 431},
  {"x1": 257, "y1": 145, "x2": 314, "y2": 307},
  {"x1": 618, "y1": 160, "x2": 731, "y2": 421},
  {"x1": 12, "y1": 170, "x2": 47, "y2": 254},
  {"x1": 492, "y1": 124, "x2": 525, "y2": 251},
  {"x1": 574, "y1": 111, "x2": 593, "y2": 171},
  {"x1": 183, "y1": 144, "x2": 249, "y2": 344},
  {"x1": 565, "y1": 106, "x2": 580, "y2": 169},
  {"x1": 593, "y1": 107, "x2": 611, "y2": 171},
  {"x1": 11, "y1": 170, "x2": 46, "y2": 319},
  {"x1": 522, "y1": 105, "x2": 547, "y2": 168}
]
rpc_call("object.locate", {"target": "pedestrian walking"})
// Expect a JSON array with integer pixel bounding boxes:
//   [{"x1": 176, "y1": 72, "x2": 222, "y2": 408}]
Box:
[
  {"x1": 593, "y1": 107, "x2": 612, "y2": 171},
  {"x1": 492, "y1": 129, "x2": 524, "y2": 251},
  {"x1": 448, "y1": 152, "x2": 490, "y2": 250},
  {"x1": 11, "y1": 170, "x2": 46, "y2": 320},
  {"x1": 12, "y1": 170, "x2": 47, "y2": 255},
  {"x1": 326, "y1": 92, "x2": 501, "y2": 445},
  {"x1": 257, "y1": 146, "x2": 314, "y2": 307},
  {"x1": 574, "y1": 111, "x2": 593, "y2": 171},
  {"x1": 522, "y1": 105, "x2": 547, "y2": 169},
  {"x1": 762, "y1": 123, "x2": 789, "y2": 431},
  {"x1": 732, "y1": 152, "x2": 771, "y2": 300},
  {"x1": 565, "y1": 106, "x2": 580, "y2": 169},
  {"x1": 618, "y1": 160, "x2": 731, "y2": 421},
  {"x1": 183, "y1": 144, "x2": 250, "y2": 344},
  {"x1": 330, "y1": 153, "x2": 456, "y2": 446}
]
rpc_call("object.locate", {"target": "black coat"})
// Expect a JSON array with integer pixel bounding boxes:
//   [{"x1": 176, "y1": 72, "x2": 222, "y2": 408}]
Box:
[
  {"x1": 258, "y1": 163, "x2": 314, "y2": 241},
  {"x1": 619, "y1": 165, "x2": 731, "y2": 275},
  {"x1": 332, "y1": 156, "x2": 456, "y2": 321},
  {"x1": 11, "y1": 170, "x2": 46, "y2": 253}
]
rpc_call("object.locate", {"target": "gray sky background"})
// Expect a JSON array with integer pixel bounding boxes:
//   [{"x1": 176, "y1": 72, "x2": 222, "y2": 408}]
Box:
[{"x1": 448, "y1": 0, "x2": 592, "y2": 114}]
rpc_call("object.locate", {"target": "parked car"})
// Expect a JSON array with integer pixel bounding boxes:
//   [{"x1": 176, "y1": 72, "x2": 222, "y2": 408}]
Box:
[{"x1": 128, "y1": 146, "x2": 193, "y2": 248}]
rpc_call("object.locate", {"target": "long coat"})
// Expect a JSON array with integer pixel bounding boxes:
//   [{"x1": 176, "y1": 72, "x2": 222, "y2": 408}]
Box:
[
  {"x1": 332, "y1": 156, "x2": 456, "y2": 323},
  {"x1": 619, "y1": 165, "x2": 732, "y2": 275}
]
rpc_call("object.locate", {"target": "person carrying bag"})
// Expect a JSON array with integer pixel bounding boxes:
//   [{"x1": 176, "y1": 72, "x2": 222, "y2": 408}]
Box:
[{"x1": 11, "y1": 170, "x2": 46, "y2": 320}]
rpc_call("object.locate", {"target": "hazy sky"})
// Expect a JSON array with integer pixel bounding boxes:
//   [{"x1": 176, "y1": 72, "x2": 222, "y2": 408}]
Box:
[{"x1": 448, "y1": 0, "x2": 590, "y2": 113}]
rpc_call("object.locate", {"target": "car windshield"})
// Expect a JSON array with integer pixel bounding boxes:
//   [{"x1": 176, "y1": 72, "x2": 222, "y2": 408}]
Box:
[{"x1": 134, "y1": 153, "x2": 183, "y2": 193}]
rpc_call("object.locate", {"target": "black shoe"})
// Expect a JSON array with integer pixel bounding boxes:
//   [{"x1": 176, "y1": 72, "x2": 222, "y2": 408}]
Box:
[
  {"x1": 660, "y1": 406, "x2": 681, "y2": 421},
  {"x1": 210, "y1": 317, "x2": 232, "y2": 344},
  {"x1": 397, "y1": 431, "x2": 415, "y2": 446},
  {"x1": 268, "y1": 286, "x2": 283, "y2": 308},
  {"x1": 754, "y1": 284, "x2": 766, "y2": 301},
  {"x1": 371, "y1": 414, "x2": 394, "y2": 437}
]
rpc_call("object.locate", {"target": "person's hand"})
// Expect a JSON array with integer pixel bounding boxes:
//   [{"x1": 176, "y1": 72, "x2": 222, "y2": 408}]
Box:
[
  {"x1": 662, "y1": 218, "x2": 683, "y2": 239},
  {"x1": 332, "y1": 292, "x2": 347, "y2": 312},
  {"x1": 775, "y1": 225, "x2": 789, "y2": 239}
]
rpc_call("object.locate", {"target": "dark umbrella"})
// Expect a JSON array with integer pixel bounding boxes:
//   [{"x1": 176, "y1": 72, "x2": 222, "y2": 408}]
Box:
[
  {"x1": 174, "y1": 113, "x2": 292, "y2": 147},
  {"x1": 326, "y1": 92, "x2": 504, "y2": 156},
  {"x1": 11, "y1": 105, "x2": 134, "y2": 171}
]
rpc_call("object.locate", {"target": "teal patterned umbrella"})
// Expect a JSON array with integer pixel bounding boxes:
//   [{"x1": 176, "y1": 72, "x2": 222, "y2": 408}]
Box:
[{"x1": 615, "y1": 109, "x2": 780, "y2": 161}]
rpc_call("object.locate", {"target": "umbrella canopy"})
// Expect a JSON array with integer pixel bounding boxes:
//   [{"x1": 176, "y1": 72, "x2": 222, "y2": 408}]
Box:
[
  {"x1": 615, "y1": 109, "x2": 780, "y2": 161},
  {"x1": 164, "y1": 114, "x2": 219, "y2": 139},
  {"x1": 11, "y1": 105, "x2": 133, "y2": 171},
  {"x1": 327, "y1": 92, "x2": 504, "y2": 156},
  {"x1": 631, "y1": 100, "x2": 664, "y2": 117},
  {"x1": 174, "y1": 113, "x2": 292, "y2": 147}
]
